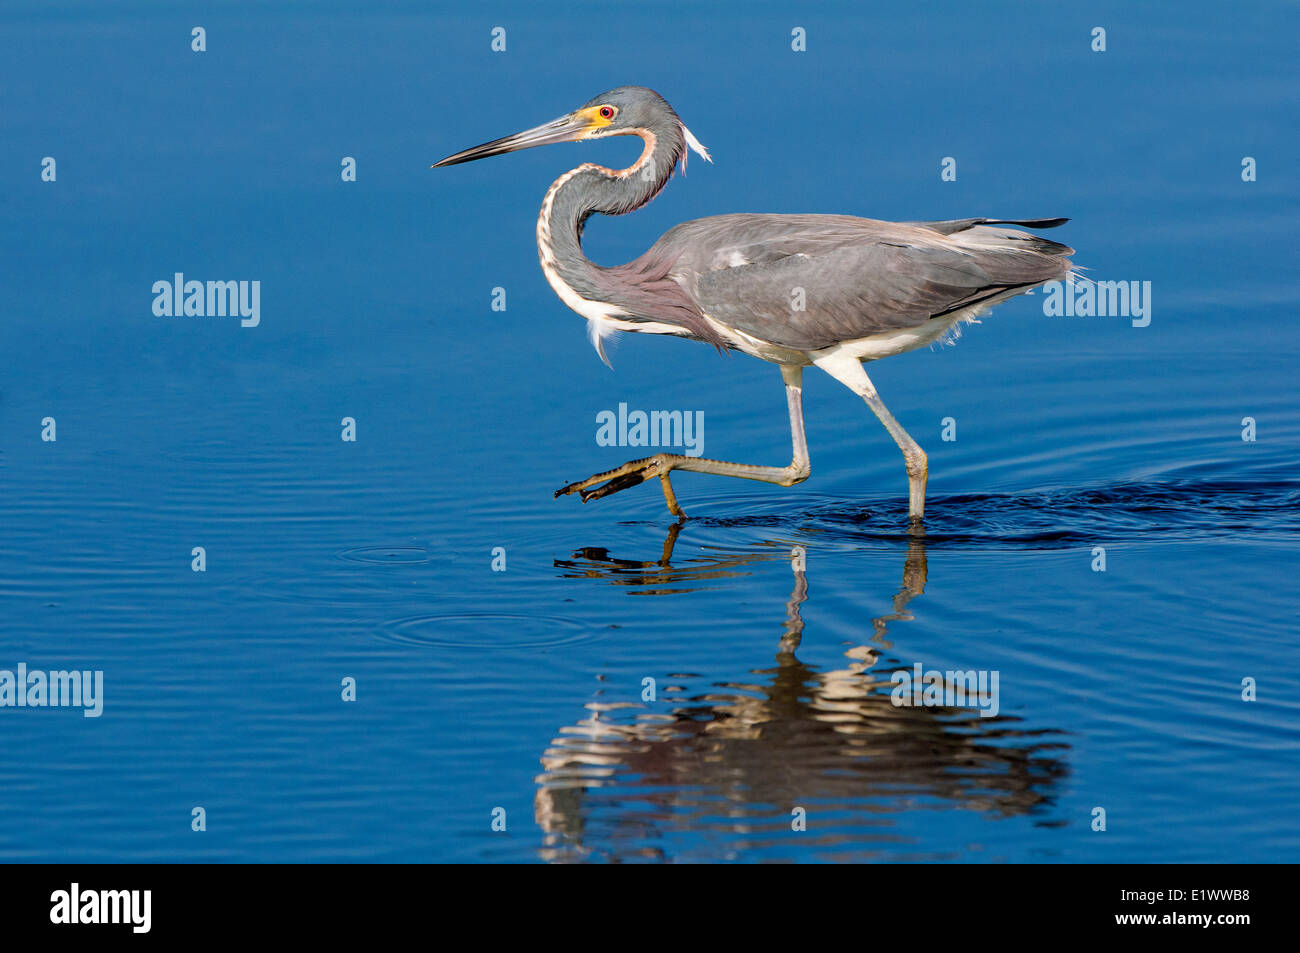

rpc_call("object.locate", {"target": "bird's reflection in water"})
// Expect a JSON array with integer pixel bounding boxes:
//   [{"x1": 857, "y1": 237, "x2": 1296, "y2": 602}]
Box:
[{"x1": 540, "y1": 525, "x2": 1069, "y2": 862}]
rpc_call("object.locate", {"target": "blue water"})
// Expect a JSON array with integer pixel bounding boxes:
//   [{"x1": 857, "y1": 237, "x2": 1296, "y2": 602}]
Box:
[{"x1": 2, "y1": 1, "x2": 1298, "y2": 862}]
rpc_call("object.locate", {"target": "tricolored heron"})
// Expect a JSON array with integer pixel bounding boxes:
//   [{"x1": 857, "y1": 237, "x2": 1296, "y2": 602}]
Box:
[{"x1": 434, "y1": 87, "x2": 1073, "y2": 523}]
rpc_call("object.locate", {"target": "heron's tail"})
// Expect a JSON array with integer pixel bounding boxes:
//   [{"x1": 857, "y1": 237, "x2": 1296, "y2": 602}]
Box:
[
  {"x1": 946, "y1": 219, "x2": 1076, "y2": 256},
  {"x1": 911, "y1": 217, "x2": 1073, "y2": 255},
  {"x1": 980, "y1": 217, "x2": 1068, "y2": 229}
]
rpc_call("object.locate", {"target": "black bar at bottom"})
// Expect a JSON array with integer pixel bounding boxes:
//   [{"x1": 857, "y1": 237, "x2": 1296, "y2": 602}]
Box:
[{"x1": 0, "y1": 863, "x2": 1279, "y2": 939}]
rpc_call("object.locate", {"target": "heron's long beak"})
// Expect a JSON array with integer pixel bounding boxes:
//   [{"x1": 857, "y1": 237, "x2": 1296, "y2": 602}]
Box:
[{"x1": 432, "y1": 111, "x2": 596, "y2": 168}]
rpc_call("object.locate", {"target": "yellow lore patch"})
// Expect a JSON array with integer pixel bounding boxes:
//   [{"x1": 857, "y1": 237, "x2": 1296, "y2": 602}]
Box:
[{"x1": 576, "y1": 105, "x2": 616, "y2": 135}]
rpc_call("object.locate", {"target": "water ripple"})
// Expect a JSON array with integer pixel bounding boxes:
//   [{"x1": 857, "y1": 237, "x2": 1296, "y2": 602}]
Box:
[
  {"x1": 372, "y1": 611, "x2": 597, "y2": 649},
  {"x1": 689, "y1": 478, "x2": 1300, "y2": 547},
  {"x1": 336, "y1": 545, "x2": 433, "y2": 565}
]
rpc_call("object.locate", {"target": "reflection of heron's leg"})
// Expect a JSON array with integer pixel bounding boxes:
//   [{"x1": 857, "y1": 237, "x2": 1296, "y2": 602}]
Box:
[
  {"x1": 813, "y1": 353, "x2": 928, "y2": 524},
  {"x1": 659, "y1": 519, "x2": 685, "y2": 564},
  {"x1": 900, "y1": 536, "x2": 927, "y2": 596},
  {"x1": 872, "y1": 536, "x2": 928, "y2": 644},
  {"x1": 555, "y1": 365, "x2": 811, "y2": 518},
  {"x1": 778, "y1": 545, "x2": 808, "y2": 656}
]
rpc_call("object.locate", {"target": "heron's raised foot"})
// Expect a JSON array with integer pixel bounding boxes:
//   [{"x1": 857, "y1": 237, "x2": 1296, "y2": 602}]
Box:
[
  {"x1": 554, "y1": 445, "x2": 818, "y2": 517},
  {"x1": 555, "y1": 453, "x2": 688, "y2": 517}
]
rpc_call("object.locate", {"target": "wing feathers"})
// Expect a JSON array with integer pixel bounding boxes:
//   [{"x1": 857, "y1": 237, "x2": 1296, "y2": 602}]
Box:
[{"x1": 651, "y1": 213, "x2": 1072, "y2": 350}]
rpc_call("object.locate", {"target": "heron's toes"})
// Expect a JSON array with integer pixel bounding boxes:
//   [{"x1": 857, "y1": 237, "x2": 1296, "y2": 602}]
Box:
[
  {"x1": 578, "y1": 469, "x2": 655, "y2": 502},
  {"x1": 554, "y1": 456, "x2": 665, "y2": 503}
]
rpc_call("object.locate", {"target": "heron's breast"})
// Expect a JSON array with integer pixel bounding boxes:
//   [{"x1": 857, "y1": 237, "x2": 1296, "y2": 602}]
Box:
[{"x1": 537, "y1": 248, "x2": 625, "y2": 325}]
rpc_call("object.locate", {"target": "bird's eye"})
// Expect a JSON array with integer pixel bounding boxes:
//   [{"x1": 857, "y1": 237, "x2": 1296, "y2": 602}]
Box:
[{"x1": 599, "y1": 105, "x2": 616, "y2": 120}]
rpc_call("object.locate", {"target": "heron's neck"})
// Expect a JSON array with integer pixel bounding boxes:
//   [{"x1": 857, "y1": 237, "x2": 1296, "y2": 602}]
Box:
[{"x1": 536, "y1": 131, "x2": 681, "y2": 286}]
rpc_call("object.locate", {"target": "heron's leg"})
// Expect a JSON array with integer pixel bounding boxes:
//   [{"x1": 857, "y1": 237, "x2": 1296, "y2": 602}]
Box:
[
  {"x1": 813, "y1": 353, "x2": 928, "y2": 522},
  {"x1": 555, "y1": 365, "x2": 811, "y2": 517}
]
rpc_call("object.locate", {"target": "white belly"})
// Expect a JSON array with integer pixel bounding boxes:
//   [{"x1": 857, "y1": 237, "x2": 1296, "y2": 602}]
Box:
[
  {"x1": 712, "y1": 284, "x2": 1045, "y2": 367},
  {"x1": 700, "y1": 307, "x2": 974, "y2": 367},
  {"x1": 811, "y1": 310, "x2": 971, "y2": 364}
]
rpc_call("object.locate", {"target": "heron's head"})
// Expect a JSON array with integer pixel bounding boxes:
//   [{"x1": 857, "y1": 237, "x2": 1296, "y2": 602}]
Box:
[{"x1": 432, "y1": 86, "x2": 710, "y2": 169}]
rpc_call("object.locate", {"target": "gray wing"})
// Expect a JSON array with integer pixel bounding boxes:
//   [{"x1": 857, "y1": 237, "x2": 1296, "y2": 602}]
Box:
[{"x1": 654, "y1": 214, "x2": 1072, "y2": 351}]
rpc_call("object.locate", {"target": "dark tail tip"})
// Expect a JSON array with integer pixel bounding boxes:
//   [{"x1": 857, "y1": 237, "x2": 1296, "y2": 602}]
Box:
[{"x1": 990, "y1": 217, "x2": 1069, "y2": 229}]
